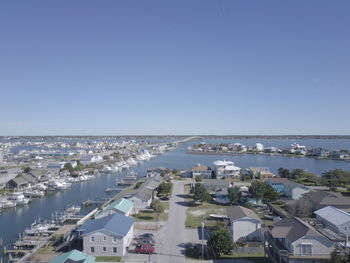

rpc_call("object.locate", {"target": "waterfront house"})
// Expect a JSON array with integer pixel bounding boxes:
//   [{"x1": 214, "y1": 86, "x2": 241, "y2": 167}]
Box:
[
  {"x1": 265, "y1": 217, "x2": 334, "y2": 263},
  {"x1": 302, "y1": 191, "x2": 350, "y2": 211},
  {"x1": 244, "y1": 167, "x2": 275, "y2": 180},
  {"x1": 80, "y1": 155, "x2": 103, "y2": 165},
  {"x1": 213, "y1": 160, "x2": 241, "y2": 179},
  {"x1": 96, "y1": 198, "x2": 134, "y2": 218},
  {"x1": 47, "y1": 162, "x2": 66, "y2": 169},
  {"x1": 49, "y1": 249, "x2": 96, "y2": 263},
  {"x1": 78, "y1": 213, "x2": 134, "y2": 258},
  {"x1": 314, "y1": 206, "x2": 350, "y2": 247},
  {"x1": 142, "y1": 175, "x2": 163, "y2": 191},
  {"x1": 146, "y1": 167, "x2": 167, "y2": 177},
  {"x1": 6, "y1": 176, "x2": 30, "y2": 189},
  {"x1": 192, "y1": 165, "x2": 213, "y2": 179},
  {"x1": 123, "y1": 187, "x2": 153, "y2": 213},
  {"x1": 227, "y1": 206, "x2": 262, "y2": 242}
]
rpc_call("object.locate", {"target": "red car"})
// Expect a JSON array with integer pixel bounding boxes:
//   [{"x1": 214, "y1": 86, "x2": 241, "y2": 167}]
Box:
[{"x1": 135, "y1": 244, "x2": 155, "y2": 254}]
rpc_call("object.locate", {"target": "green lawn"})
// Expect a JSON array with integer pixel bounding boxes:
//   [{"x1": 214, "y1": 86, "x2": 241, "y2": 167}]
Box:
[
  {"x1": 95, "y1": 256, "x2": 121, "y2": 262},
  {"x1": 132, "y1": 202, "x2": 169, "y2": 222}
]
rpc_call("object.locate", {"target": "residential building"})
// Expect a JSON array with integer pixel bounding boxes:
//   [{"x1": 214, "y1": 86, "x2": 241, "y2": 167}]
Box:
[
  {"x1": 146, "y1": 167, "x2": 167, "y2": 177},
  {"x1": 302, "y1": 191, "x2": 350, "y2": 211},
  {"x1": 78, "y1": 213, "x2": 134, "y2": 257},
  {"x1": 80, "y1": 155, "x2": 103, "y2": 165},
  {"x1": 96, "y1": 198, "x2": 134, "y2": 218},
  {"x1": 49, "y1": 249, "x2": 96, "y2": 263},
  {"x1": 314, "y1": 206, "x2": 350, "y2": 247},
  {"x1": 123, "y1": 187, "x2": 153, "y2": 213},
  {"x1": 192, "y1": 165, "x2": 213, "y2": 179},
  {"x1": 265, "y1": 178, "x2": 310, "y2": 200},
  {"x1": 284, "y1": 181, "x2": 310, "y2": 200},
  {"x1": 227, "y1": 206, "x2": 262, "y2": 242},
  {"x1": 202, "y1": 179, "x2": 231, "y2": 191},
  {"x1": 265, "y1": 217, "x2": 334, "y2": 263},
  {"x1": 244, "y1": 167, "x2": 275, "y2": 180},
  {"x1": 213, "y1": 160, "x2": 241, "y2": 179},
  {"x1": 265, "y1": 178, "x2": 289, "y2": 193}
]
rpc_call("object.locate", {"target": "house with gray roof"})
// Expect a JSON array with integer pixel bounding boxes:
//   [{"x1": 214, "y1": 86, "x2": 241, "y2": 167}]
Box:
[
  {"x1": 265, "y1": 217, "x2": 334, "y2": 263},
  {"x1": 227, "y1": 206, "x2": 262, "y2": 242},
  {"x1": 202, "y1": 179, "x2": 231, "y2": 191},
  {"x1": 314, "y1": 206, "x2": 350, "y2": 247},
  {"x1": 123, "y1": 187, "x2": 153, "y2": 213},
  {"x1": 302, "y1": 191, "x2": 350, "y2": 211},
  {"x1": 77, "y1": 213, "x2": 134, "y2": 257}
]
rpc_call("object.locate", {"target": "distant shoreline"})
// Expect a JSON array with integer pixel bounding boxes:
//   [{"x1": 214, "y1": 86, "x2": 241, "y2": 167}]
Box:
[{"x1": 2, "y1": 135, "x2": 350, "y2": 140}]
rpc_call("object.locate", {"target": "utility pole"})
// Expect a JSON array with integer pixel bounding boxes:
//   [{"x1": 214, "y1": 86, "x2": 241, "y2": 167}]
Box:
[{"x1": 201, "y1": 221, "x2": 204, "y2": 260}]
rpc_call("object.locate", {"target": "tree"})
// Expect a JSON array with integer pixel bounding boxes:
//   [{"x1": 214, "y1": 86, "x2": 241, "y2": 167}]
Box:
[
  {"x1": 249, "y1": 181, "x2": 279, "y2": 202},
  {"x1": 22, "y1": 167, "x2": 32, "y2": 173},
  {"x1": 64, "y1": 163, "x2": 74, "y2": 172},
  {"x1": 193, "y1": 183, "x2": 211, "y2": 205},
  {"x1": 323, "y1": 169, "x2": 350, "y2": 190},
  {"x1": 157, "y1": 182, "x2": 172, "y2": 196},
  {"x1": 195, "y1": 176, "x2": 203, "y2": 183},
  {"x1": 150, "y1": 199, "x2": 164, "y2": 230},
  {"x1": 164, "y1": 168, "x2": 170, "y2": 174},
  {"x1": 278, "y1": 167, "x2": 290, "y2": 178},
  {"x1": 249, "y1": 181, "x2": 265, "y2": 201},
  {"x1": 285, "y1": 199, "x2": 312, "y2": 217},
  {"x1": 328, "y1": 250, "x2": 349, "y2": 263},
  {"x1": 208, "y1": 228, "x2": 232, "y2": 255},
  {"x1": 228, "y1": 186, "x2": 241, "y2": 204},
  {"x1": 172, "y1": 169, "x2": 178, "y2": 175}
]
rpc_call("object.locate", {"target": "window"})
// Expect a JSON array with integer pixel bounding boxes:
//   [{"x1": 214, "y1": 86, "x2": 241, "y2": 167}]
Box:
[
  {"x1": 103, "y1": 247, "x2": 107, "y2": 252},
  {"x1": 344, "y1": 226, "x2": 348, "y2": 231},
  {"x1": 103, "y1": 236, "x2": 107, "y2": 241},
  {"x1": 113, "y1": 247, "x2": 117, "y2": 253},
  {"x1": 113, "y1": 237, "x2": 117, "y2": 243},
  {"x1": 301, "y1": 244, "x2": 312, "y2": 255},
  {"x1": 90, "y1": 236, "x2": 95, "y2": 242},
  {"x1": 90, "y1": 247, "x2": 95, "y2": 253}
]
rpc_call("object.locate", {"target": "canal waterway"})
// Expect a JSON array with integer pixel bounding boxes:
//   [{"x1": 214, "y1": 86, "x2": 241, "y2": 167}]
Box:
[{"x1": 1, "y1": 139, "x2": 350, "y2": 262}]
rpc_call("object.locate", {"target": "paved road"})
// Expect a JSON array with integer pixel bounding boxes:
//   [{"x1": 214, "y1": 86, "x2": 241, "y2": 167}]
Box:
[{"x1": 155, "y1": 179, "x2": 188, "y2": 263}]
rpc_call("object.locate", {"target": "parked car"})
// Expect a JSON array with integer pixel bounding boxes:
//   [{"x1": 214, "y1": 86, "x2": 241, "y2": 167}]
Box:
[
  {"x1": 138, "y1": 233, "x2": 154, "y2": 239},
  {"x1": 135, "y1": 244, "x2": 155, "y2": 254}
]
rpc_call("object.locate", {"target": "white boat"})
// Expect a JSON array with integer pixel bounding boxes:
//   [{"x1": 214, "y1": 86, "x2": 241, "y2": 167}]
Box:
[
  {"x1": 24, "y1": 190, "x2": 45, "y2": 198},
  {"x1": 34, "y1": 183, "x2": 47, "y2": 191},
  {"x1": 7, "y1": 192, "x2": 30, "y2": 205},
  {"x1": 0, "y1": 198, "x2": 16, "y2": 209}
]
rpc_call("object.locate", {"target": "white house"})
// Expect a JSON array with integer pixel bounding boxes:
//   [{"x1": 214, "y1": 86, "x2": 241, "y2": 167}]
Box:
[
  {"x1": 78, "y1": 213, "x2": 134, "y2": 257},
  {"x1": 284, "y1": 180, "x2": 310, "y2": 200},
  {"x1": 314, "y1": 206, "x2": 350, "y2": 247},
  {"x1": 213, "y1": 160, "x2": 241, "y2": 179},
  {"x1": 253, "y1": 143, "x2": 264, "y2": 151},
  {"x1": 80, "y1": 155, "x2": 103, "y2": 165},
  {"x1": 227, "y1": 206, "x2": 262, "y2": 242},
  {"x1": 192, "y1": 165, "x2": 213, "y2": 179}
]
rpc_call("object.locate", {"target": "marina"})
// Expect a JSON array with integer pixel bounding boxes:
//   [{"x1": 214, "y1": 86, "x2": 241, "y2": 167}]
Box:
[{"x1": 2, "y1": 138, "x2": 350, "y2": 262}]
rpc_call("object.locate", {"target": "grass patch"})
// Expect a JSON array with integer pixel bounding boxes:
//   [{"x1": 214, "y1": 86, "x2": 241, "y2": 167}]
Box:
[
  {"x1": 132, "y1": 202, "x2": 169, "y2": 222},
  {"x1": 37, "y1": 244, "x2": 55, "y2": 254},
  {"x1": 95, "y1": 256, "x2": 121, "y2": 262},
  {"x1": 185, "y1": 202, "x2": 227, "y2": 228}
]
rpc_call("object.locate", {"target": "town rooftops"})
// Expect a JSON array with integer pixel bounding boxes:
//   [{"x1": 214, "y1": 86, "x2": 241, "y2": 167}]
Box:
[
  {"x1": 267, "y1": 178, "x2": 289, "y2": 184},
  {"x1": 49, "y1": 249, "x2": 96, "y2": 263},
  {"x1": 227, "y1": 206, "x2": 261, "y2": 222},
  {"x1": 202, "y1": 179, "x2": 230, "y2": 190},
  {"x1": 192, "y1": 165, "x2": 211, "y2": 171},
  {"x1": 123, "y1": 187, "x2": 153, "y2": 201},
  {"x1": 103, "y1": 198, "x2": 133, "y2": 214},
  {"x1": 285, "y1": 180, "x2": 309, "y2": 190},
  {"x1": 271, "y1": 217, "x2": 323, "y2": 243},
  {"x1": 78, "y1": 213, "x2": 134, "y2": 237},
  {"x1": 303, "y1": 191, "x2": 350, "y2": 207},
  {"x1": 314, "y1": 206, "x2": 350, "y2": 226}
]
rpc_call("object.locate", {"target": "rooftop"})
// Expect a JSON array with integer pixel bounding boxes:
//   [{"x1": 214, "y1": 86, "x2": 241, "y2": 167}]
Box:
[
  {"x1": 227, "y1": 206, "x2": 261, "y2": 222},
  {"x1": 314, "y1": 206, "x2": 350, "y2": 226}
]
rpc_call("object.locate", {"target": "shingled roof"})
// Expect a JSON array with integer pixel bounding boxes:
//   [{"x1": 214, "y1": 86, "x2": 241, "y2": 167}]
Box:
[{"x1": 227, "y1": 206, "x2": 261, "y2": 222}]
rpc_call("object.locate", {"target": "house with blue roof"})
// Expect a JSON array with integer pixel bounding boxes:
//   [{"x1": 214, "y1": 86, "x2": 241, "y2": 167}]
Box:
[
  {"x1": 96, "y1": 198, "x2": 134, "y2": 219},
  {"x1": 49, "y1": 249, "x2": 96, "y2": 263},
  {"x1": 77, "y1": 213, "x2": 134, "y2": 257}
]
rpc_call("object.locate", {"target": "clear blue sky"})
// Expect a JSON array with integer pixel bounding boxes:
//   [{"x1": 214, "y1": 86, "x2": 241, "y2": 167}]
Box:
[{"x1": 0, "y1": 0, "x2": 349, "y2": 135}]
